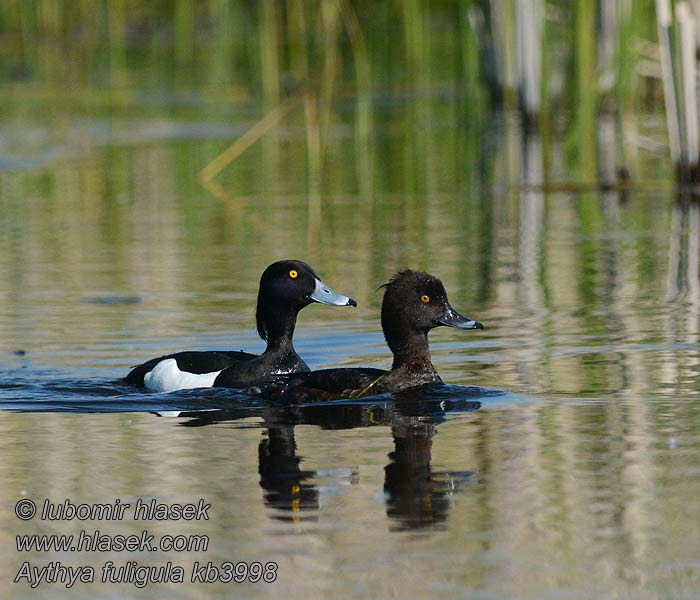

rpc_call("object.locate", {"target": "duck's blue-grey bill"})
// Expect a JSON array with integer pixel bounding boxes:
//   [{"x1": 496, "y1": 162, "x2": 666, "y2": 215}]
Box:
[
  {"x1": 438, "y1": 305, "x2": 484, "y2": 330},
  {"x1": 309, "y1": 278, "x2": 357, "y2": 307}
]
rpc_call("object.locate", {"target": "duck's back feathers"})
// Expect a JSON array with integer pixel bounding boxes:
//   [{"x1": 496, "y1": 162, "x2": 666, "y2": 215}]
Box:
[{"x1": 269, "y1": 367, "x2": 387, "y2": 404}]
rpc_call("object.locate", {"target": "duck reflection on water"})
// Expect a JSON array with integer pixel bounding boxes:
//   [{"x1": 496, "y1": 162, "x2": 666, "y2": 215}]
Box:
[
  {"x1": 258, "y1": 425, "x2": 320, "y2": 522},
  {"x1": 174, "y1": 390, "x2": 481, "y2": 530}
]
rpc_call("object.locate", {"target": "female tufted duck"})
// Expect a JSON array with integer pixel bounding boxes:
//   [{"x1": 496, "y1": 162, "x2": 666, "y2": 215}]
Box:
[
  {"x1": 125, "y1": 260, "x2": 356, "y2": 392},
  {"x1": 266, "y1": 269, "x2": 483, "y2": 403}
]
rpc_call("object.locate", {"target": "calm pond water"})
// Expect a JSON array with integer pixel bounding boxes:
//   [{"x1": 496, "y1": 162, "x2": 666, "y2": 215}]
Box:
[{"x1": 2, "y1": 57, "x2": 700, "y2": 600}]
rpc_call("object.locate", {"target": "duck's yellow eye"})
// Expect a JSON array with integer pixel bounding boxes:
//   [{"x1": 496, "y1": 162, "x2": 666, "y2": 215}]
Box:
[
  {"x1": 289, "y1": 269, "x2": 298, "y2": 279},
  {"x1": 421, "y1": 295, "x2": 430, "y2": 303}
]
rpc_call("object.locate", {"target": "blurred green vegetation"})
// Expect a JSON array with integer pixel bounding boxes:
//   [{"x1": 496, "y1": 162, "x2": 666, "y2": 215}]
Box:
[
  {"x1": 0, "y1": 1, "x2": 675, "y2": 193},
  {"x1": 0, "y1": 1, "x2": 663, "y2": 129}
]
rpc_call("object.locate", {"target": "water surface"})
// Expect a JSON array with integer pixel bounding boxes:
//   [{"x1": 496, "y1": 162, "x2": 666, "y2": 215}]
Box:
[{"x1": 1, "y1": 37, "x2": 700, "y2": 600}]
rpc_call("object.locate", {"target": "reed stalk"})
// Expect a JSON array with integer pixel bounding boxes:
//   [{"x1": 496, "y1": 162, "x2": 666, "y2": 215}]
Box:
[
  {"x1": 36, "y1": 0, "x2": 63, "y2": 82},
  {"x1": 19, "y1": 0, "x2": 38, "y2": 76},
  {"x1": 678, "y1": 2, "x2": 699, "y2": 168},
  {"x1": 319, "y1": 0, "x2": 340, "y2": 157},
  {"x1": 107, "y1": 0, "x2": 127, "y2": 88},
  {"x1": 654, "y1": 0, "x2": 700, "y2": 183},
  {"x1": 286, "y1": 0, "x2": 309, "y2": 84},
  {"x1": 516, "y1": 0, "x2": 543, "y2": 126},
  {"x1": 174, "y1": 0, "x2": 195, "y2": 68},
  {"x1": 341, "y1": 0, "x2": 373, "y2": 198},
  {"x1": 259, "y1": 0, "x2": 280, "y2": 107},
  {"x1": 458, "y1": 5, "x2": 485, "y2": 119},
  {"x1": 491, "y1": 0, "x2": 543, "y2": 126},
  {"x1": 656, "y1": 0, "x2": 683, "y2": 165},
  {"x1": 490, "y1": 0, "x2": 518, "y2": 103},
  {"x1": 573, "y1": 0, "x2": 598, "y2": 183},
  {"x1": 612, "y1": 0, "x2": 641, "y2": 179}
]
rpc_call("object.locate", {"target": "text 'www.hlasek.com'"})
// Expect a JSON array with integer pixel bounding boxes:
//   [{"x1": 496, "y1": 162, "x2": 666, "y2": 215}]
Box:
[{"x1": 13, "y1": 498, "x2": 278, "y2": 588}]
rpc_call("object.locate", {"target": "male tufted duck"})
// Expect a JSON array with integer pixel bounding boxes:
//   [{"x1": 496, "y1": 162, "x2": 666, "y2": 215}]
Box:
[
  {"x1": 125, "y1": 260, "x2": 356, "y2": 392},
  {"x1": 266, "y1": 269, "x2": 483, "y2": 403}
]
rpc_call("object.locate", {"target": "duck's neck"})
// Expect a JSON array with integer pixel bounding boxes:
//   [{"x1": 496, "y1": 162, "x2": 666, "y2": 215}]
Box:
[
  {"x1": 256, "y1": 304, "x2": 310, "y2": 373},
  {"x1": 260, "y1": 306, "x2": 298, "y2": 356},
  {"x1": 388, "y1": 330, "x2": 440, "y2": 381}
]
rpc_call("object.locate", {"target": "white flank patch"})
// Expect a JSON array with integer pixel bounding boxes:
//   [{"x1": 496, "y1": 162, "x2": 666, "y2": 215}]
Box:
[
  {"x1": 155, "y1": 408, "x2": 220, "y2": 418},
  {"x1": 143, "y1": 359, "x2": 222, "y2": 392}
]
